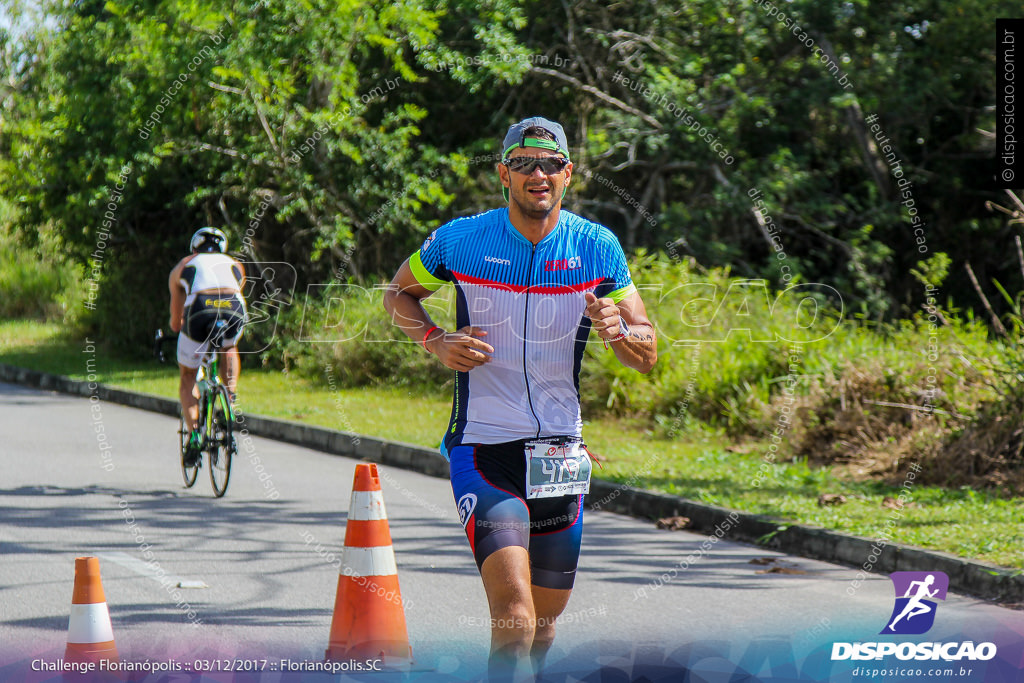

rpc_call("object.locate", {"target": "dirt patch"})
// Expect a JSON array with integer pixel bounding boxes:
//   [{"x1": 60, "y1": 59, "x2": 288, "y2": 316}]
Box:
[
  {"x1": 787, "y1": 362, "x2": 1023, "y2": 494},
  {"x1": 936, "y1": 396, "x2": 1024, "y2": 494}
]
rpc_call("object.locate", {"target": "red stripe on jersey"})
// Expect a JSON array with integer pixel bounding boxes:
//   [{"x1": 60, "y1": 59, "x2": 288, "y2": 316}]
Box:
[{"x1": 451, "y1": 271, "x2": 604, "y2": 295}]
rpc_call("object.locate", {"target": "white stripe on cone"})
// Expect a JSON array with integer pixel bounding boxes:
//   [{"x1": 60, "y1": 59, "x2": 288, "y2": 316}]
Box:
[
  {"x1": 341, "y1": 546, "x2": 398, "y2": 577},
  {"x1": 67, "y1": 602, "x2": 115, "y2": 643},
  {"x1": 349, "y1": 491, "x2": 388, "y2": 521}
]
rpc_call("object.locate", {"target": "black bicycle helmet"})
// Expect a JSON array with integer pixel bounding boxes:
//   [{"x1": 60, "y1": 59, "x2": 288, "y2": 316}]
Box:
[{"x1": 190, "y1": 227, "x2": 228, "y2": 253}]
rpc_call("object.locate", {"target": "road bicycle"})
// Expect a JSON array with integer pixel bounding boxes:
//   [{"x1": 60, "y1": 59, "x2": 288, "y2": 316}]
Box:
[{"x1": 155, "y1": 322, "x2": 236, "y2": 497}]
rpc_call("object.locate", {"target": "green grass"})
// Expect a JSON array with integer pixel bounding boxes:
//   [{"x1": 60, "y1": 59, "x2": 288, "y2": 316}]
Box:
[
  {"x1": 0, "y1": 241, "x2": 84, "y2": 320},
  {"x1": 594, "y1": 441, "x2": 1024, "y2": 571},
  {"x1": 0, "y1": 319, "x2": 451, "y2": 447},
  {"x1": 2, "y1": 319, "x2": 1022, "y2": 570}
]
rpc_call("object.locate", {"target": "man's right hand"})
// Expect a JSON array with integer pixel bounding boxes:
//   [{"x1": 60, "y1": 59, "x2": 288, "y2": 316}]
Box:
[{"x1": 426, "y1": 326, "x2": 493, "y2": 372}]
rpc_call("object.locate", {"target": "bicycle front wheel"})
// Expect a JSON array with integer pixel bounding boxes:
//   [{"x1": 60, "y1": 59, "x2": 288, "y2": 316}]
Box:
[
  {"x1": 208, "y1": 385, "x2": 234, "y2": 497},
  {"x1": 180, "y1": 414, "x2": 199, "y2": 488}
]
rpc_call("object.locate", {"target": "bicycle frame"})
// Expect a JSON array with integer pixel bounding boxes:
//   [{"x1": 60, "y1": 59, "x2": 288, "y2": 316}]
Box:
[
  {"x1": 158, "y1": 323, "x2": 236, "y2": 497},
  {"x1": 193, "y1": 337, "x2": 236, "y2": 497},
  {"x1": 195, "y1": 349, "x2": 234, "y2": 427}
]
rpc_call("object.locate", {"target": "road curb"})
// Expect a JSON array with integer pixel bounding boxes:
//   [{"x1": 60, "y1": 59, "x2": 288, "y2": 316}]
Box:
[
  {"x1": 2, "y1": 362, "x2": 1021, "y2": 604},
  {"x1": 584, "y1": 480, "x2": 1022, "y2": 603}
]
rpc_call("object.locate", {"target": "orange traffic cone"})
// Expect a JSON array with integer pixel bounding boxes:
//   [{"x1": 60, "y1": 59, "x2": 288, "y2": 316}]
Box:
[
  {"x1": 64, "y1": 556, "x2": 118, "y2": 665},
  {"x1": 325, "y1": 463, "x2": 412, "y2": 664}
]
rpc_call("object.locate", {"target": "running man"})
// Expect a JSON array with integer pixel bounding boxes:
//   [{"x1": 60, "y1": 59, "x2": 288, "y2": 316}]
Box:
[
  {"x1": 888, "y1": 574, "x2": 939, "y2": 631},
  {"x1": 169, "y1": 227, "x2": 247, "y2": 466},
  {"x1": 383, "y1": 116, "x2": 657, "y2": 677}
]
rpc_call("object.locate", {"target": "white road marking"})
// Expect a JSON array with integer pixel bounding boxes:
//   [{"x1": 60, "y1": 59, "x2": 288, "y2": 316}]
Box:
[{"x1": 99, "y1": 551, "x2": 209, "y2": 589}]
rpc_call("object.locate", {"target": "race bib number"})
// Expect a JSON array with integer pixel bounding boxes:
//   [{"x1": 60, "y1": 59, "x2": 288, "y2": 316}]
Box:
[{"x1": 524, "y1": 440, "x2": 592, "y2": 499}]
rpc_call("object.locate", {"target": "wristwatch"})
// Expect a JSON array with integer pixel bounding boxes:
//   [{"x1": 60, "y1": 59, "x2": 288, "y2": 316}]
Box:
[{"x1": 604, "y1": 318, "x2": 630, "y2": 347}]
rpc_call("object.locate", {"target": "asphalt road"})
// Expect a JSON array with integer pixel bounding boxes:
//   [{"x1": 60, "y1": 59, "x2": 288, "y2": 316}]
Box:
[{"x1": 1, "y1": 381, "x2": 1022, "y2": 681}]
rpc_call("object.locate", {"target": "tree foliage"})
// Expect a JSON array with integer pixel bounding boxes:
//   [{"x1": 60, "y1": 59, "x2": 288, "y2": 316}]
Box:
[{"x1": 0, "y1": 0, "x2": 1015, "y2": 347}]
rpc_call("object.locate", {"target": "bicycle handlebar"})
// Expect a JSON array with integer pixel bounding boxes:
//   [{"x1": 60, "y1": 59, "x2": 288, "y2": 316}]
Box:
[
  {"x1": 154, "y1": 328, "x2": 169, "y2": 364},
  {"x1": 154, "y1": 320, "x2": 230, "y2": 365}
]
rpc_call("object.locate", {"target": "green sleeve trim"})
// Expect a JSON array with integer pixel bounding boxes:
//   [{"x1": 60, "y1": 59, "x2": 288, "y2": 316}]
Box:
[
  {"x1": 607, "y1": 283, "x2": 636, "y2": 304},
  {"x1": 410, "y1": 251, "x2": 445, "y2": 291}
]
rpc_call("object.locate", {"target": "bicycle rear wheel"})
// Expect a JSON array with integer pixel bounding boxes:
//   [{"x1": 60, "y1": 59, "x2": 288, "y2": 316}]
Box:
[
  {"x1": 208, "y1": 385, "x2": 234, "y2": 497},
  {"x1": 179, "y1": 414, "x2": 199, "y2": 488}
]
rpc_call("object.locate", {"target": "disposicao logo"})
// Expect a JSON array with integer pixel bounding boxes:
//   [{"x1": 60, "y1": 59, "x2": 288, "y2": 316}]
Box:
[
  {"x1": 831, "y1": 570, "x2": 997, "y2": 663},
  {"x1": 881, "y1": 571, "x2": 948, "y2": 635}
]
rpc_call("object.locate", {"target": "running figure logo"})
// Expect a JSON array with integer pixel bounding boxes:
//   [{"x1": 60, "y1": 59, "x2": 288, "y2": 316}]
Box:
[{"x1": 880, "y1": 571, "x2": 948, "y2": 635}]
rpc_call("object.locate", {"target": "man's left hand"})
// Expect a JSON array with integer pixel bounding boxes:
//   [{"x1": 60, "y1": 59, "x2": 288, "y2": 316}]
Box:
[{"x1": 585, "y1": 292, "x2": 624, "y2": 340}]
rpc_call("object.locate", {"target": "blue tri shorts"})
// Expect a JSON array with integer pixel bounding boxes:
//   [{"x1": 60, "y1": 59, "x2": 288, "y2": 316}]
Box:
[{"x1": 449, "y1": 440, "x2": 584, "y2": 590}]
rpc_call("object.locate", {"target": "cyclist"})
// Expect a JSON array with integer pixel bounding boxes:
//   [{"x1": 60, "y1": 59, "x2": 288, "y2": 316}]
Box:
[
  {"x1": 383, "y1": 116, "x2": 657, "y2": 677},
  {"x1": 168, "y1": 227, "x2": 247, "y2": 466}
]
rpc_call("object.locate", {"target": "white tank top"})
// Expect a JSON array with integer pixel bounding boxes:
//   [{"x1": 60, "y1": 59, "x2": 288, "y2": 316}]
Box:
[{"x1": 181, "y1": 253, "x2": 242, "y2": 305}]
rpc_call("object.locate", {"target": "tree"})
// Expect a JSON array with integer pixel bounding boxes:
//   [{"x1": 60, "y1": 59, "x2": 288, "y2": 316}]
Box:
[{"x1": 0, "y1": 0, "x2": 531, "y2": 349}]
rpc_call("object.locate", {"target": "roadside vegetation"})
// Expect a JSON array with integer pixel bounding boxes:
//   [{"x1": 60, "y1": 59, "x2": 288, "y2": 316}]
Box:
[
  {"x1": 3, "y1": 249, "x2": 1022, "y2": 570},
  {"x1": 1, "y1": 0, "x2": 1020, "y2": 571}
]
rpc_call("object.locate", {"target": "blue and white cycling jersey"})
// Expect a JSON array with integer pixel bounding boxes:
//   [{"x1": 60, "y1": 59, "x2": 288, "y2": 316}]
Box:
[{"x1": 408, "y1": 208, "x2": 636, "y2": 456}]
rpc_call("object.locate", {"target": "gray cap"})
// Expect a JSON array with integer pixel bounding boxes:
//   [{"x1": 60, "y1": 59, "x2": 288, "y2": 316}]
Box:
[{"x1": 501, "y1": 116, "x2": 570, "y2": 160}]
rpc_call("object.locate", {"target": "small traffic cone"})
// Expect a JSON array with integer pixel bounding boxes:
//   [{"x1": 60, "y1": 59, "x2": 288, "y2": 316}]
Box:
[
  {"x1": 325, "y1": 464, "x2": 412, "y2": 664},
  {"x1": 64, "y1": 557, "x2": 119, "y2": 665}
]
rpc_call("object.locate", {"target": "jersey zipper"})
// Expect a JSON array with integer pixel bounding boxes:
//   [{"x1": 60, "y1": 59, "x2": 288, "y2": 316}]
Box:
[{"x1": 522, "y1": 243, "x2": 542, "y2": 437}]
